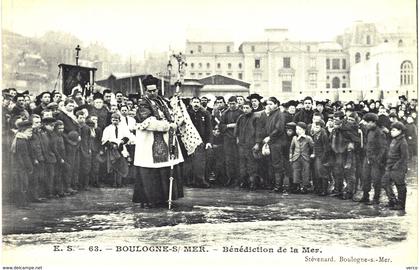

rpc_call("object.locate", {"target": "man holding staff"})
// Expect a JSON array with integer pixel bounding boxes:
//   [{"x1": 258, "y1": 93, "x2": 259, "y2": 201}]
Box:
[{"x1": 132, "y1": 75, "x2": 184, "y2": 208}]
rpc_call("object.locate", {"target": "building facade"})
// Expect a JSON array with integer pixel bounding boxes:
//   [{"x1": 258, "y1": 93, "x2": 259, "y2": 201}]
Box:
[
  {"x1": 346, "y1": 22, "x2": 417, "y2": 102},
  {"x1": 184, "y1": 22, "x2": 416, "y2": 101}
]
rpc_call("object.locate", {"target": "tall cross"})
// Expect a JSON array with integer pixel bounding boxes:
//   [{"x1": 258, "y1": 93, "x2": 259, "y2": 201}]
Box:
[{"x1": 75, "y1": 45, "x2": 81, "y2": 66}]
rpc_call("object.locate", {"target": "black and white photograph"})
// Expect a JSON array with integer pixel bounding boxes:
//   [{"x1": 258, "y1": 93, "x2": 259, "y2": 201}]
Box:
[{"x1": 1, "y1": 0, "x2": 418, "y2": 269}]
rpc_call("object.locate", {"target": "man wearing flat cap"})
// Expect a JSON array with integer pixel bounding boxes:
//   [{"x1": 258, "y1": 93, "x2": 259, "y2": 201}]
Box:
[
  {"x1": 10, "y1": 93, "x2": 30, "y2": 129},
  {"x1": 10, "y1": 119, "x2": 33, "y2": 207},
  {"x1": 33, "y1": 91, "x2": 51, "y2": 116},
  {"x1": 247, "y1": 93, "x2": 264, "y2": 112},
  {"x1": 358, "y1": 113, "x2": 387, "y2": 204}
]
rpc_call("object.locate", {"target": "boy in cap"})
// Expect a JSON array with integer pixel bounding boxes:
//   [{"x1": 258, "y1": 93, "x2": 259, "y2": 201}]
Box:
[
  {"x1": 284, "y1": 122, "x2": 296, "y2": 192},
  {"x1": 235, "y1": 101, "x2": 258, "y2": 190},
  {"x1": 330, "y1": 111, "x2": 360, "y2": 200},
  {"x1": 290, "y1": 122, "x2": 314, "y2": 194},
  {"x1": 33, "y1": 91, "x2": 51, "y2": 116},
  {"x1": 10, "y1": 120, "x2": 34, "y2": 207},
  {"x1": 40, "y1": 117, "x2": 58, "y2": 199},
  {"x1": 28, "y1": 114, "x2": 45, "y2": 202},
  {"x1": 87, "y1": 117, "x2": 102, "y2": 188},
  {"x1": 382, "y1": 122, "x2": 409, "y2": 210},
  {"x1": 284, "y1": 100, "x2": 298, "y2": 124},
  {"x1": 89, "y1": 93, "x2": 109, "y2": 131},
  {"x1": 76, "y1": 110, "x2": 92, "y2": 191},
  {"x1": 405, "y1": 116, "x2": 417, "y2": 161},
  {"x1": 358, "y1": 113, "x2": 387, "y2": 204},
  {"x1": 65, "y1": 130, "x2": 81, "y2": 193},
  {"x1": 52, "y1": 120, "x2": 67, "y2": 197},
  {"x1": 310, "y1": 119, "x2": 330, "y2": 196},
  {"x1": 219, "y1": 96, "x2": 244, "y2": 186}
]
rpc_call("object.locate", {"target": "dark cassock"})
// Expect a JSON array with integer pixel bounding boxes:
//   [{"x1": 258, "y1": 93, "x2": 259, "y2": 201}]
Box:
[{"x1": 132, "y1": 75, "x2": 184, "y2": 207}]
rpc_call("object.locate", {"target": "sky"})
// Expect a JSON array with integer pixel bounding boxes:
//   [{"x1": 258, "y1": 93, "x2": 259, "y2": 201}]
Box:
[{"x1": 2, "y1": 0, "x2": 417, "y2": 58}]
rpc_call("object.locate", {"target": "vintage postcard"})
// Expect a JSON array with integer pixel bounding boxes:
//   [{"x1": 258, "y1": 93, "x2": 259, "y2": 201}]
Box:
[{"x1": 1, "y1": 0, "x2": 418, "y2": 269}]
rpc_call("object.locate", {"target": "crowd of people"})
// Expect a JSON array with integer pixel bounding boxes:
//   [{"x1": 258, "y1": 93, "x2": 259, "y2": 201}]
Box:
[{"x1": 2, "y1": 76, "x2": 417, "y2": 211}]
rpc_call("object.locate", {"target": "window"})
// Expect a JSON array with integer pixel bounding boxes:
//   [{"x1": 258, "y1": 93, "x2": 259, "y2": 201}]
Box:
[
  {"x1": 384, "y1": 39, "x2": 388, "y2": 43},
  {"x1": 342, "y1": 59, "x2": 346, "y2": 69},
  {"x1": 206, "y1": 73, "x2": 211, "y2": 76},
  {"x1": 198, "y1": 73, "x2": 202, "y2": 76},
  {"x1": 398, "y1": 40, "x2": 403, "y2": 47},
  {"x1": 190, "y1": 63, "x2": 195, "y2": 68},
  {"x1": 228, "y1": 63, "x2": 232, "y2": 69},
  {"x1": 251, "y1": 45, "x2": 255, "y2": 52},
  {"x1": 326, "y1": 59, "x2": 330, "y2": 69},
  {"x1": 227, "y1": 46, "x2": 230, "y2": 52},
  {"x1": 255, "y1": 59, "x2": 260, "y2": 69},
  {"x1": 342, "y1": 76, "x2": 346, "y2": 79},
  {"x1": 309, "y1": 73, "x2": 317, "y2": 81},
  {"x1": 366, "y1": 52, "x2": 370, "y2": 60},
  {"x1": 206, "y1": 63, "x2": 210, "y2": 69},
  {"x1": 332, "y1": 77, "x2": 340, "y2": 88},
  {"x1": 238, "y1": 63, "x2": 242, "y2": 69},
  {"x1": 238, "y1": 73, "x2": 243, "y2": 80},
  {"x1": 190, "y1": 72, "x2": 195, "y2": 76},
  {"x1": 217, "y1": 63, "x2": 221, "y2": 69},
  {"x1": 283, "y1": 57, "x2": 291, "y2": 68},
  {"x1": 227, "y1": 72, "x2": 232, "y2": 76},
  {"x1": 400, "y1": 60, "x2": 413, "y2": 85},
  {"x1": 190, "y1": 50, "x2": 194, "y2": 54},
  {"x1": 326, "y1": 76, "x2": 330, "y2": 79},
  {"x1": 332, "y1": 59, "x2": 340, "y2": 69},
  {"x1": 355, "y1": 53, "x2": 361, "y2": 63},
  {"x1": 366, "y1": 35, "x2": 371, "y2": 45},
  {"x1": 310, "y1": 57, "x2": 316, "y2": 68},
  {"x1": 307, "y1": 45, "x2": 311, "y2": 52},
  {"x1": 198, "y1": 63, "x2": 202, "y2": 69},
  {"x1": 282, "y1": 81, "x2": 292, "y2": 92},
  {"x1": 326, "y1": 83, "x2": 331, "y2": 88},
  {"x1": 198, "y1": 45, "x2": 202, "y2": 53},
  {"x1": 342, "y1": 83, "x2": 347, "y2": 88}
]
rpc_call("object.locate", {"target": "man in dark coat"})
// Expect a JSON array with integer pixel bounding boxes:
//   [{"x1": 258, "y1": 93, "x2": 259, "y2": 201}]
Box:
[
  {"x1": 382, "y1": 121, "x2": 409, "y2": 210},
  {"x1": 294, "y1": 96, "x2": 314, "y2": 125},
  {"x1": 76, "y1": 110, "x2": 92, "y2": 191},
  {"x1": 10, "y1": 120, "x2": 34, "y2": 207},
  {"x1": 358, "y1": 113, "x2": 387, "y2": 204},
  {"x1": 10, "y1": 93, "x2": 29, "y2": 128},
  {"x1": 40, "y1": 117, "x2": 58, "y2": 198},
  {"x1": 219, "y1": 96, "x2": 243, "y2": 186},
  {"x1": 28, "y1": 114, "x2": 45, "y2": 201},
  {"x1": 247, "y1": 93, "x2": 264, "y2": 113},
  {"x1": 329, "y1": 111, "x2": 360, "y2": 200},
  {"x1": 259, "y1": 97, "x2": 287, "y2": 192},
  {"x1": 235, "y1": 101, "x2": 259, "y2": 189},
  {"x1": 184, "y1": 97, "x2": 213, "y2": 188},
  {"x1": 284, "y1": 100, "x2": 298, "y2": 124},
  {"x1": 52, "y1": 120, "x2": 67, "y2": 197},
  {"x1": 33, "y1": 91, "x2": 51, "y2": 116}
]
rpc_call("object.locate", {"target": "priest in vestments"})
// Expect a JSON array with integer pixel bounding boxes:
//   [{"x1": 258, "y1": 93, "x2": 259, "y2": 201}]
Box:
[{"x1": 132, "y1": 75, "x2": 184, "y2": 207}]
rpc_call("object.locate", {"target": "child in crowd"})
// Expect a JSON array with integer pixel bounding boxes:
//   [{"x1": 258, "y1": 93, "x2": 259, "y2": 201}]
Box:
[
  {"x1": 311, "y1": 120, "x2": 329, "y2": 196},
  {"x1": 290, "y1": 122, "x2": 314, "y2": 194},
  {"x1": 382, "y1": 121, "x2": 409, "y2": 211}
]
